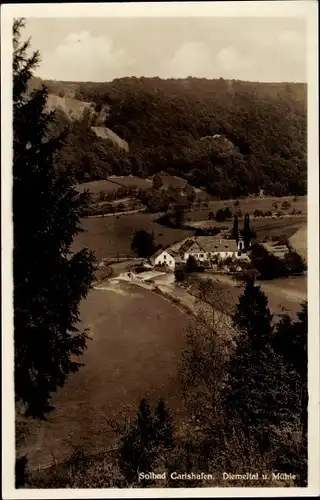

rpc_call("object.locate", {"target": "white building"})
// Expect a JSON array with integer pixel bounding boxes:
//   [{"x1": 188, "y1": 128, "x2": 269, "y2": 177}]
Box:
[
  {"x1": 150, "y1": 249, "x2": 177, "y2": 270},
  {"x1": 178, "y1": 236, "x2": 241, "y2": 262},
  {"x1": 150, "y1": 235, "x2": 247, "y2": 271}
]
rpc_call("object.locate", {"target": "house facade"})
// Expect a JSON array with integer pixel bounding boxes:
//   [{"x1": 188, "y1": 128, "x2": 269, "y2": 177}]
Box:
[
  {"x1": 150, "y1": 236, "x2": 247, "y2": 271},
  {"x1": 180, "y1": 237, "x2": 241, "y2": 262},
  {"x1": 150, "y1": 249, "x2": 176, "y2": 270}
]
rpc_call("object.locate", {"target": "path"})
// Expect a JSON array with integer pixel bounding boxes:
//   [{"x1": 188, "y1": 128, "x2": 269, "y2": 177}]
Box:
[{"x1": 88, "y1": 208, "x2": 146, "y2": 218}]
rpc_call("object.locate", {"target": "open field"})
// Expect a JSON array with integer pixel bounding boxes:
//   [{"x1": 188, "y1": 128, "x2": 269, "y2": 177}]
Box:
[
  {"x1": 250, "y1": 217, "x2": 307, "y2": 240},
  {"x1": 208, "y1": 195, "x2": 306, "y2": 215},
  {"x1": 108, "y1": 175, "x2": 152, "y2": 190},
  {"x1": 75, "y1": 179, "x2": 122, "y2": 195},
  {"x1": 73, "y1": 213, "x2": 195, "y2": 261},
  {"x1": 73, "y1": 211, "x2": 307, "y2": 262},
  {"x1": 186, "y1": 215, "x2": 307, "y2": 239},
  {"x1": 187, "y1": 195, "x2": 307, "y2": 220},
  {"x1": 198, "y1": 273, "x2": 307, "y2": 319},
  {"x1": 290, "y1": 224, "x2": 307, "y2": 261},
  {"x1": 152, "y1": 174, "x2": 188, "y2": 190},
  {"x1": 20, "y1": 282, "x2": 188, "y2": 468}
]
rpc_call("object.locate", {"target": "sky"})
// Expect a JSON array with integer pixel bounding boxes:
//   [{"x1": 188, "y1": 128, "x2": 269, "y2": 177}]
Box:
[{"x1": 24, "y1": 17, "x2": 307, "y2": 83}]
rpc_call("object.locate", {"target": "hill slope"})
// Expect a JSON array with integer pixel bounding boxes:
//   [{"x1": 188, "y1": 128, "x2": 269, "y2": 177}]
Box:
[{"x1": 35, "y1": 76, "x2": 307, "y2": 198}]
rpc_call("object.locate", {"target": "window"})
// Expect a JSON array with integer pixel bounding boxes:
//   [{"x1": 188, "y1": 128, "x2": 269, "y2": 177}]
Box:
[
  {"x1": 200, "y1": 254, "x2": 204, "y2": 258},
  {"x1": 163, "y1": 254, "x2": 166, "y2": 259},
  {"x1": 169, "y1": 260, "x2": 173, "y2": 265}
]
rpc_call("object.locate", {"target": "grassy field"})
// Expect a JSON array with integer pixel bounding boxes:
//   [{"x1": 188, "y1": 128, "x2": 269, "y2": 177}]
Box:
[
  {"x1": 153, "y1": 174, "x2": 187, "y2": 190},
  {"x1": 187, "y1": 195, "x2": 307, "y2": 219},
  {"x1": 73, "y1": 213, "x2": 195, "y2": 261},
  {"x1": 76, "y1": 179, "x2": 122, "y2": 195},
  {"x1": 20, "y1": 282, "x2": 189, "y2": 468},
  {"x1": 73, "y1": 211, "x2": 307, "y2": 262},
  {"x1": 208, "y1": 195, "x2": 307, "y2": 215},
  {"x1": 200, "y1": 274, "x2": 307, "y2": 319},
  {"x1": 107, "y1": 175, "x2": 152, "y2": 190},
  {"x1": 187, "y1": 215, "x2": 307, "y2": 239},
  {"x1": 289, "y1": 224, "x2": 307, "y2": 261}
]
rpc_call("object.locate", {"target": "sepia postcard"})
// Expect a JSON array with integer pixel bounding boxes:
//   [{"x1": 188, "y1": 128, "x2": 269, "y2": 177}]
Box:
[{"x1": 1, "y1": 1, "x2": 319, "y2": 498}]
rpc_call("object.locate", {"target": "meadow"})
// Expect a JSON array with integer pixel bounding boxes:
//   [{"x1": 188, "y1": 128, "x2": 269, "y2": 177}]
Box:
[
  {"x1": 76, "y1": 179, "x2": 122, "y2": 195},
  {"x1": 188, "y1": 195, "x2": 307, "y2": 219},
  {"x1": 187, "y1": 215, "x2": 307, "y2": 240},
  {"x1": 73, "y1": 213, "x2": 195, "y2": 261},
  {"x1": 20, "y1": 282, "x2": 188, "y2": 469},
  {"x1": 107, "y1": 175, "x2": 153, "y2": 190}
]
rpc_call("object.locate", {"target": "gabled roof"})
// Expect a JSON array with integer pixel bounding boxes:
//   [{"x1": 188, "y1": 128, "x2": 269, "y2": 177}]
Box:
[
  {"x1": 195, "y1": 236, "x2": 238, "y2": 253},
  {"x1": 151, "y1": 248, "x2": 176, "y2": 260},
  {"x1": 179, "y1": 238, "x2": 204, "y2": 254},
  {"x1": 151, "y1": 248, "x2": 166, "y2": 259},
  {"x1": 179, "y1": 236, "x2": 238, "y2": 254}
]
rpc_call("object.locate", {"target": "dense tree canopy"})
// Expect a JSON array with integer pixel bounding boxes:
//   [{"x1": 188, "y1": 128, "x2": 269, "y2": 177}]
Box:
[
  {"x1": 39, "y1": 76, "x2": 307, "y2": 199},
  {"x1": 13, "y1": 19, "x2": 95, "y2": 418}
]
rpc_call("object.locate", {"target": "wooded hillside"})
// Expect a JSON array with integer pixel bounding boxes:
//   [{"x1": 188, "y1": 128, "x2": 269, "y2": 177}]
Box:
[{"x1": 41, "y1": 76, "x2": 307, "y2": 199}]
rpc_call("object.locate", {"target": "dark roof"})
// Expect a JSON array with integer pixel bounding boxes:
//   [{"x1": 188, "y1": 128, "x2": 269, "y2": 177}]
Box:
[
  {"x1": 195, "y1": 236, "x2": 238, "y2": 253},
  {"x1": 151, "y1": 248, "x2": 165, "y2": 259},
  {"x1": 151, "y1": 248, "x2": 176, "y2": 259},
  {"x1": 178, "y1": 238, "x2": 197, "y2": 254},
  {"x1": 178, "y1": 236, "x2": 238, "y2": 254}
]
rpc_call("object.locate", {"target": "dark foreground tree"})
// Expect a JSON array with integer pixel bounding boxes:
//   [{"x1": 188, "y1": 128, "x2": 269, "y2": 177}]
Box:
[
  {"x1": 118, "y1": 398, "x2": 174, "y2": 485},
  {"x1": 13, "y1": 18, "x2": 96, "y2": 419},
  {"x1": 131, "y1": 229, "x2": 155, "y2": 258},
  {"x1": 224, "y1": 280, "x2": 284, "y2": 448},
  {"x1": 272, "y1": 303, "x2": 308, "y2": 485}
]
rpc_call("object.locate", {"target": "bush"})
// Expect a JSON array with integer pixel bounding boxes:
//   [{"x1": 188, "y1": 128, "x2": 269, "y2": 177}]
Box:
[
  {"x1": 174, "y1": 268, "x2": 186, "y2": 282},
  {"x1": 216, "y1": 207, "x2": 232, "y2": 222},
  {"x1": 284, "y1": 251, "x2": 307, "y2": 275},
  {"x1": 250, "y1": 243, "x2": 288, "y2": 280},
  {"x1": 277, "y1": 234, "x2": 289, "y2": 246},
  {"x1": 265, "y1": 210, "x2": 272, "y2": 216},
  {"x1": 253, "y1": 209, "x2": 264, "y2": 217},
  {"x1": 281, "y1": 200, "x2": 291, "y2": 210},
  {"x1": 185, "y1": 255, "x2": 199, "y2": 273}
]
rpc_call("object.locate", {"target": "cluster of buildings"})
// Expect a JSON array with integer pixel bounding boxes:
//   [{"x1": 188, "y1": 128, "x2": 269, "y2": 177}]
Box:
[{"x1": 150, "y1": 235, "x2": 246, "y2": 271}]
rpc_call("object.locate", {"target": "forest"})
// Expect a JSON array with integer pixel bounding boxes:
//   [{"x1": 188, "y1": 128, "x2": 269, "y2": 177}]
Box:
[{"x1": 42, "y1": 76, "x2": 307, "y2": 199}]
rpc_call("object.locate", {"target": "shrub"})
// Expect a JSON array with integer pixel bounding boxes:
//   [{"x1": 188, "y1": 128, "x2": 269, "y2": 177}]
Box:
[
  {"x1": 265, "y1": 210, "x2": 272, "y2": 216},
  {"x1": 174, "y1": 268, "x2": 186, "y2": 282},
  {"x1": 98, "y1": 191, "x2": 106, "y2": 202},
  {"x1": 185, "y1": 255, "x2": 199, "y2": 273},
  {"x1": 284, "y1": 251, "x2": 307, "y2": 275},
  {"x1": 253, "y1": 209, "x2": 264, "y2": 217},
  {"x1": 250, "y1": 243, "x2": 288, "y2": 280},
  {"x1": 281, "y1": 200, "x2": 291, "y2": 210}
]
